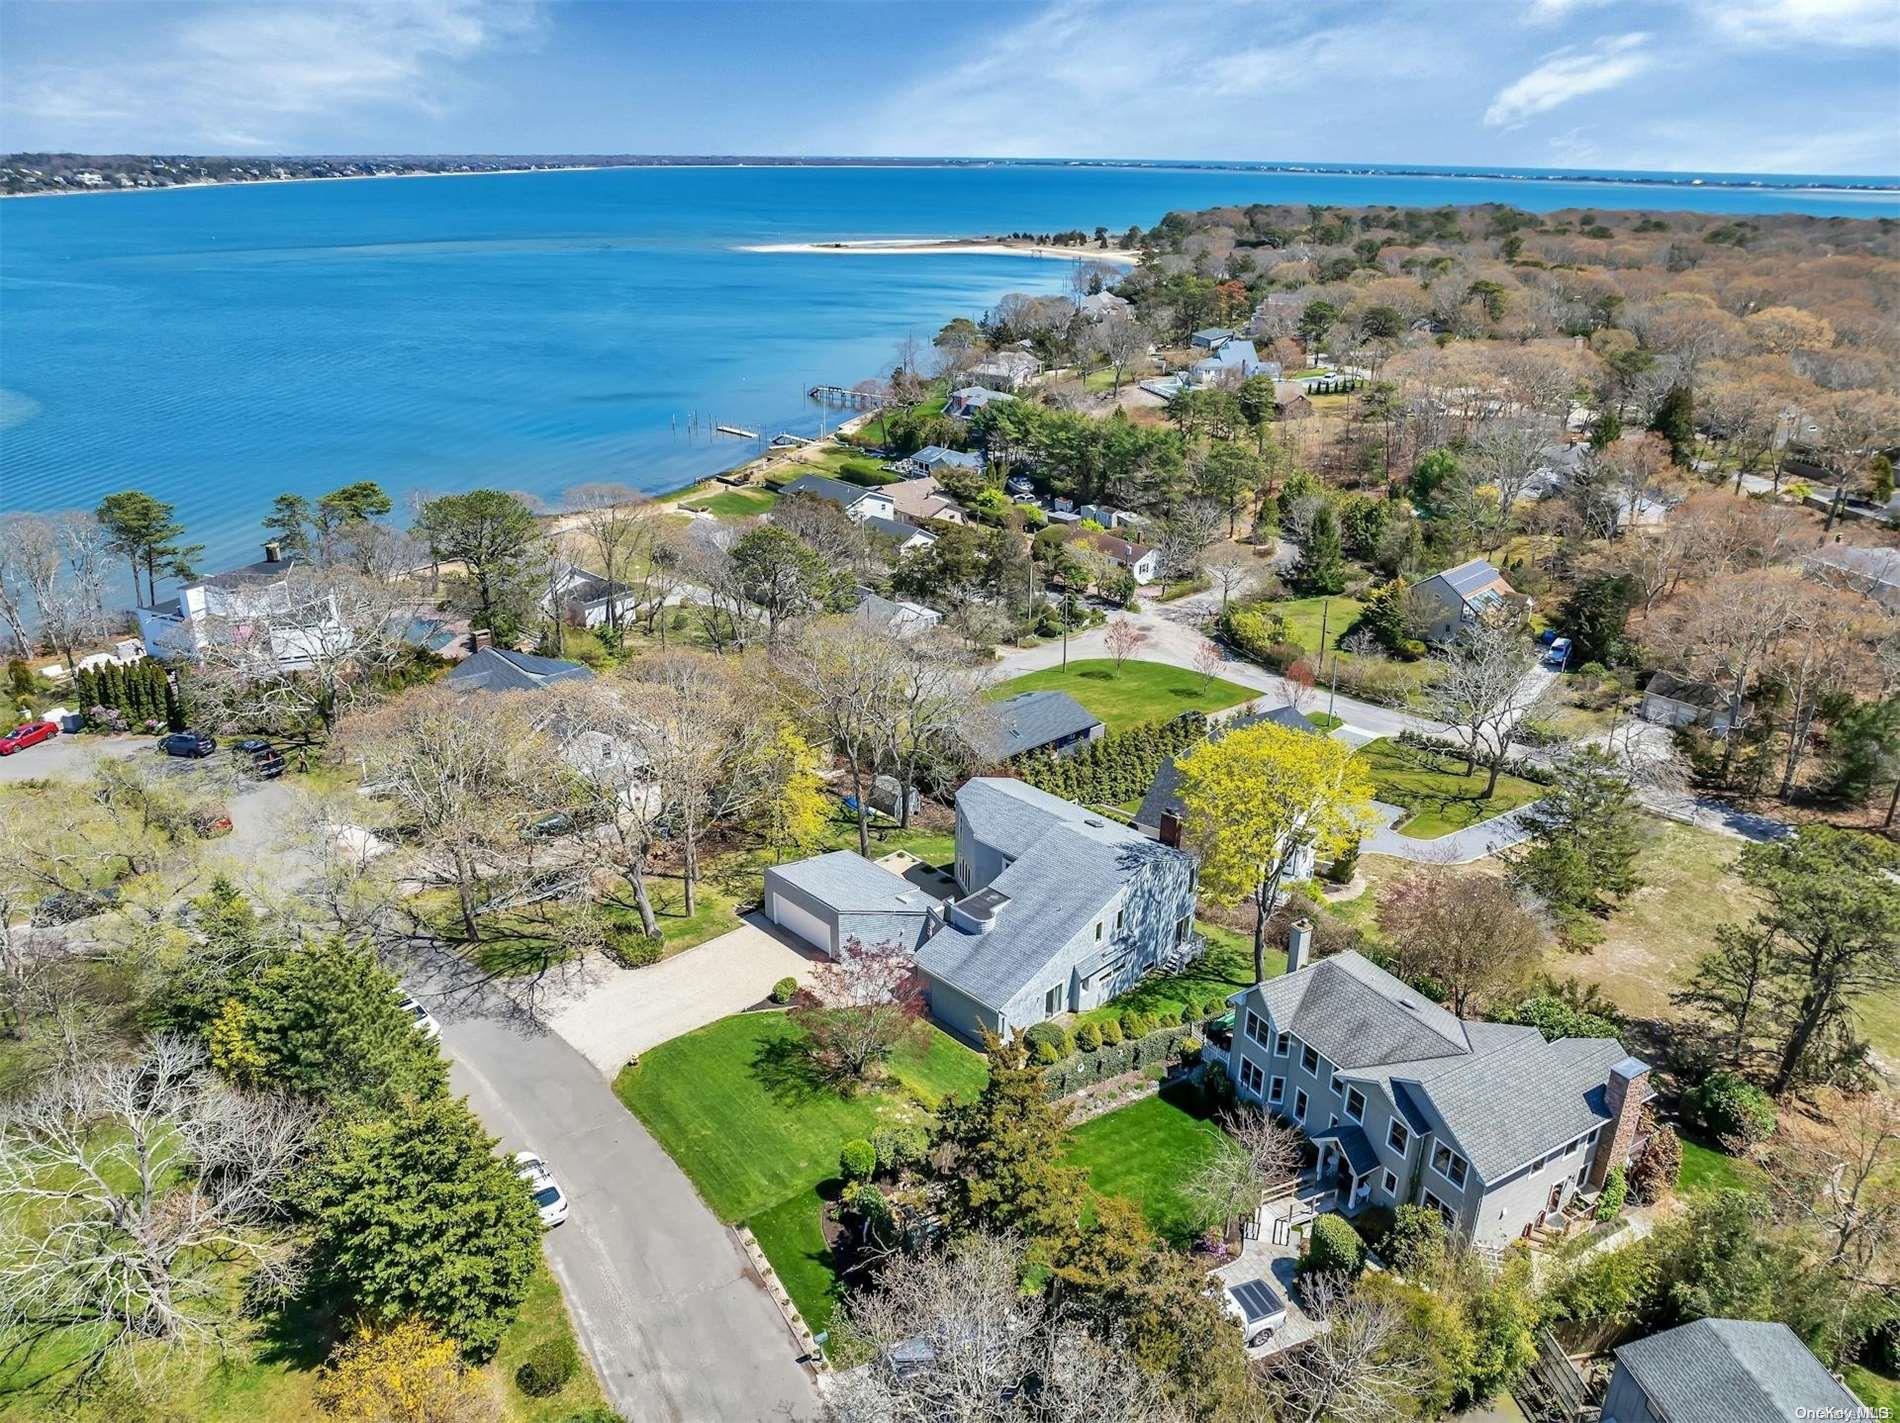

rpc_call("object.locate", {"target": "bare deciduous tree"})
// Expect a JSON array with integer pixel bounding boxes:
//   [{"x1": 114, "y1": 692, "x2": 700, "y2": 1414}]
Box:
[
  {"x1": 1376, "y1": 871, "x2": 1547, "y2": 1016},
  {"x1": 1203, "y1": 544, "x2": 1257, "y2": 612},
  {"x1": 1105, "y1": 618, "x2": 1149, "y2": 670},
  {"x1": 1259, "y1": 1272, "x2": 1425, "y2": 1423},
  {"x1": 1187, "y1": 1107, "x2": 1304, "y2": 1230},
  {"x1": 0, "y1": 1037, "x2": 316, "y2": 1382},
  {"x1": 1765, "y1": 1091, "x2": 1900, "y2": 1284},
  {"x1": 1419, "y1": 617, "x2": 1544, "y2": 797}
]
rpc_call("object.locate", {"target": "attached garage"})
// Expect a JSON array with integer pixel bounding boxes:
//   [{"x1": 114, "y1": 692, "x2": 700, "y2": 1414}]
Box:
[{"x1": 762, "y1": 851, "x2": 936, "y2": 959}]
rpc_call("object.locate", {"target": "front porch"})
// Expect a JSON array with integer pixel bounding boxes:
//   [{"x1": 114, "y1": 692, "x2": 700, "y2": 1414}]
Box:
[{"x1": 1305, "y1": 1123, "x2": 1380, "y2": 1216}]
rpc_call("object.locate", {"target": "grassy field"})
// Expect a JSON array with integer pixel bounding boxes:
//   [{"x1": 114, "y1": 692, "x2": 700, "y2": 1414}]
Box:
[
  {"x1": 1075, "y1": 923, "x2": 1279, "y2": 1027},
  {"x1": 991, "y1": 659, "x2": 1260, "y2": 733},
  {"x1": 1062, "y1": 1086, "x2": 1225, "y2": 1247},
  {"x1": 1846, "y1": 1365, "x2": 1900, "y2": 1412},
  {"x1": 1677, "y1": 1137, "x2": 1766, "y2": 1197},
  {"x1": 681, "y1": 487, "x2": 779, "y2": 519},
  {"x1": 615, "y1": 1012, "x2": 987, "y2": 1330},
  {"x1": 1356, "y1": 738, "x2": 1545, "y2": 839},
  {"x1": 1270, "y1": 595, "x2": 1364, "y2": 657},
  {"x1": 0, "y1": 1257, "x2": 601, "y2": 1422}
]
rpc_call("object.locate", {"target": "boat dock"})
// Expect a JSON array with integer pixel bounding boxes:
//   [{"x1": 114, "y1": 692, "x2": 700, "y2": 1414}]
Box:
[{"x1": 807, "y1": 384, "x2": 879, "y2": 408}]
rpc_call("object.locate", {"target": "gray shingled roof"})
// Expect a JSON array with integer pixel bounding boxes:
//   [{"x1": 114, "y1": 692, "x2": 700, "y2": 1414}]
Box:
[
  {"x1": 862, "y1": 515, "x2": 926, "y2": 543},
  {"x1": 987, "y1": 690, "x2": 1102, "y2": 760},
  {"x1": 1135, "y1": 706, "x2": 1321, "y2": 830},
  {"x1": 446, "y1": 647, "x2": 595, "y2": 694},
  {"x1": 1613, "y1": 1319, "x2": 1859, "y2": 1423},
  {"x1": 916, "y1": 779, "x2": 1190, "y2": 1010},
  {"x1": 1249, "y1": 950, "x2": 1636, "y2": 1180},
  {"x1": 782, "y1": 473, "x2": 876, "y2": 508},
  {"x1": 768, "y1": 851, "x2": 932, "y2": 913},
  {"x1": 1309, "y1": 1122, "x2": 1379, "y2": 1176}
]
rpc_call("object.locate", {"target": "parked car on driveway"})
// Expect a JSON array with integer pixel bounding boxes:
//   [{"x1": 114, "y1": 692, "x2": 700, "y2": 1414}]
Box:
[
  {"x1": 32, "y1": 885, "x2": 120, "y2": 926},
  {"x1": 399, "y1": 995, "x2": 440, "y2": 1039},
  {"x1": 0, "y1": 721, "x2": 57, "y2": 756},
  {"x1": 514, "y1": 1150, "x2": 570, "y2": 1227},
  {"x1": 233, "y1": 737, "x2": 286, "y2": 779},
  {"x1": 158, "y1": 730, "x2": 217, "y2": 758}
]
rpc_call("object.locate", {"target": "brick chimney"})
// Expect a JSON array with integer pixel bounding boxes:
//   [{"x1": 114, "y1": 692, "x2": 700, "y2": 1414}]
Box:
[
  {"x1": 1588, "y1": 1056, "x2": 1651, "y2": 1189},
  {"x1": 1285, "y1": 917, "x2": 1313, "y2": 976},
  {"x1": 262, "y1": 540, "x2": 283, "y2": 564},
  {"x1": 469, "y1": 628, "x2": 492, "y2": 652}
]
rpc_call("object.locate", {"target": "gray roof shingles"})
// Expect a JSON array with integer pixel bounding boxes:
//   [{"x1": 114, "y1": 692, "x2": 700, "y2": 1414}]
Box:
[
  {"x1": 1613, "y1": 1319, "x2": 1860, "y2": 1423},
  {"x1": 768, "y1": 851, "x2": 932, "y2": 914},
  {"x1": 446, "y1": 647, "x2": 595, "y2": 694},
  {"x1": 782, "y1": 473, "x2": 878, "y2": 508},
  {"x1": 987, "y1": 690, "x2": 1102, "y2": 760}
]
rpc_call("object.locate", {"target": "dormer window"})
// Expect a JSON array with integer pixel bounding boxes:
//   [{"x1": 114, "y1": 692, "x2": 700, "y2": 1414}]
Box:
[
  {"x1": 1274, "y1": 1031, "x2": 1290, "y2": 1056},
  {"x1": 1388, "y1": 1120, "x2": 1409, "y2": 1155},
  {"x1": 1432, "y1": 1143, "x2": 1469, "y2": 1189}
]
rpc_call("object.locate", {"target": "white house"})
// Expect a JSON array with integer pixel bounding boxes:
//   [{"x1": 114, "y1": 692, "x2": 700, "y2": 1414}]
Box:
[
  {"x1": 778, "y1": 473, "x2": 898, "y2": 524},
  {"x1": 135, "y1": 543, "x2": 346, "y2": 670}
]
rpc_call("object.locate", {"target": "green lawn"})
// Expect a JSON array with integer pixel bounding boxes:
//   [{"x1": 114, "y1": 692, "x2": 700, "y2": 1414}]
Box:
[
  {"x1": 1062, "y1": 1086, "x2": 1225, "y2": 1247},
  {"x1": 682, "y1": 487, "x2": 779, "y2": 519},
  {"x1": 1270, "y1": 595, "x2": 1364, "y2": 657},
  {"x1": 1846, "y1": 1365, "x2": 1900, "y2": 1413},
  {"x1": 1356, "y1": 738, "x2": 1545, "y2": 839},
  {"x1": 615, "y1": 1011, "x2": 986, "y2": 1331},
  {"x1": 1678, "y1": 1137, "x2": 1766, "y2": 1197},
  {"x1": 1076, "y1": 923, "x2": 1278, "y2": 1027},
  {"x1": 991, "y1": 659, "x2": 1260, "y2": 733}
]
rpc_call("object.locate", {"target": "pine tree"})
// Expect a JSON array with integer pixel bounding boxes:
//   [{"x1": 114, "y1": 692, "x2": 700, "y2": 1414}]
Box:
[
  {"x1": 1649, "y1": 385, "x2": 1696, "y2": 465},
  {"x1": 1290, "y1": 503, "x2": 1347, "y2": 595},
  {"x1": 1505, "y1": 747, "x2": 1647, "y2": 920}
]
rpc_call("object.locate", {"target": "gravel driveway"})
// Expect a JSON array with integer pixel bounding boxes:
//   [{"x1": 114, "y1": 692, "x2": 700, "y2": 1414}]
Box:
[{"x1": 547, "y1": 914, "x2": 821, "y2": 1076}]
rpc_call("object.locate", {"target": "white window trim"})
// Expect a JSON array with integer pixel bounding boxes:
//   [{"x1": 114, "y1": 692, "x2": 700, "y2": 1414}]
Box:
[
  {"x1": 1274, "y1": 1031, "x2": 1290, "y2": 1057},
  {"x1": 1383, "y1": 1169, "x2": 1398, "y2": 1195},
  {"x1": 1301, "y1": 1044, "x2": 1320, "y2": 1074},
  {"x1": 1344, "y1": 1087, "x2": 1366, "y2": 1123},
  {"x1": 1268, "y1": 1075, "x2": 1284, "y2": 1104},
  {"x1": 1388, "y1": 1120, "x2": 1409, "y2": 1155},
  {"x1": 1431, "y1": 1143, "x2": 1469, "y2": 1191},
  {"x1": 1294, "y1": 1088, "x2": 1308, "y2": 1122}
]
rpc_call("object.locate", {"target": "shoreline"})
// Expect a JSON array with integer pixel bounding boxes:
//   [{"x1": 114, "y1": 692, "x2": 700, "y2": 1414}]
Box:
[
  {"x1": 0, "y1": 164, "x2": 608, "y2": 200},
  {"x1": 741, "y1": 238, "x2": 1140, "y2": 264}
]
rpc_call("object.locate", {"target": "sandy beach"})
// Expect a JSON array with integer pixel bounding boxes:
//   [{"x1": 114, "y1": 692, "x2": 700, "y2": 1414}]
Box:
[{"x1": 741, "y1": 237, "x2": 1141, "y2": 264}]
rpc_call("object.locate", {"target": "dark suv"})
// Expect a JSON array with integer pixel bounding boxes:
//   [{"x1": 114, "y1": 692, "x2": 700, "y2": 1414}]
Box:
[
  {"x1": 158, "y1": 730, "x2": 217, "y2": 758},
  {"x1": 233, "y1": 737, "x2": 286, "y2": 779}
]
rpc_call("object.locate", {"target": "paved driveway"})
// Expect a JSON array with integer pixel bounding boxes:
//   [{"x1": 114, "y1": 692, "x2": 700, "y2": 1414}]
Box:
[
  {"x1": 442, "y1": 1014, "x2": 818, "y2": 1422},
  {"x1": 0, "y1": 731, "x2": 149, "y2": 783},
  {"x1": 546, "y1": 914, "x2": 820, "y2": 1076}
]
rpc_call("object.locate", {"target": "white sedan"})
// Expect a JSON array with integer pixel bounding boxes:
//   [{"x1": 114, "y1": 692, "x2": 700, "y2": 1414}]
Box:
[
  {"x1": 398, "y1": 995, "x2": 441, "y2": 1039},
  {"x1": 514, "y1": 1150, "x2": 570, "y2": 1227}
]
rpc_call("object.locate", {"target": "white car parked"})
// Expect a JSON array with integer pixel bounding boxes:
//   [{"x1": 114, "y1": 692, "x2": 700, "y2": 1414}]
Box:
[
  {"x1": 399, "y1": 995, "x2": 440, "y2": 1039},
  {"x1": 514, "y1": 1150, "x2": 570, "y2": 1228}
]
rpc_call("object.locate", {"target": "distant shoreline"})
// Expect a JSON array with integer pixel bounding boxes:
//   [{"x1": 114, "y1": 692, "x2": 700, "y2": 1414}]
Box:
[
  {"x1": 741, "y1": 238, "x2": 1141, "y2": 264},
  {"x1": 0, "y1": 164, "x2": 606, "y2": 200}
]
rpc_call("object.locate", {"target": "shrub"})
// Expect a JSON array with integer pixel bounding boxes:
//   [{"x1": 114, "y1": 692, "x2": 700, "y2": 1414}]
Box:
[
  {"x1": 1379, "y1": 1204, "x2": 1447, "y2": 1276},
  {"x1": 1075, "y1": 1021, "x2": 1102, "y2": 1053},
  {"x1": 1118, "y1": 1011, "x2": 1139, "y2": 1039},
  {"x1": 562, "y1": 1411, "x2": 624, "y2": 1423},
  {"x1": 1030, "y1": 1037, "x2": 1062, "y2": 1065},
  {"x1": 1687, "y1": 1070, "x2": 1778, "y2": 1150},
  {"x1": 1627, "y1": 1110, "x2": 1681, "y2": 1204},
  {"x1": 839, "y1": 1138, "x2": 877, "y2": 1182},
  {"x1": 1179, "y1": 1035, "x2": 1203, "y2": 1064},
  {"x1": 872, "y1": 1124, "x2": 929, "y2": 1174},
  {"x1": 1025, "y1": 1022, "x2": 1070, "y2": 1060},
  {"x1": 1303, "y1": 1213, "x2": 1365, "y2": 1278},
  {"x1": 770, "y1": 976, "x2": 797, "y2": 1004},
  {"x1": 1178, "y1": 1002, "x2": 1198, "y2": 1026},
  {"x1": 1327, "y1": 838, "x2": 1360, "y2": 884},
  {"x1": 1200, "y1": 1058, "x2": 1234, "y2": 1111},
  {"x1": 603, "y1": 929, "x2": 663, "y2": 969},
  {"x1": 515, "y1": 1336, "x2": 579, "y2": 1397},
  {"x1": 1596, "y1": 1165, "x2": 1628, "y2": 1221}
]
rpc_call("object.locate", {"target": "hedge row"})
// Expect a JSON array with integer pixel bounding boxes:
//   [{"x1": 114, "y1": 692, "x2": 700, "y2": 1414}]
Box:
[
  {"x1": 69, "y1": 660, "x2": 184, "y2": 734},
  {"x1": 1042, "y1": 1023, "x2": 1199, "y2": 1099},
  {"x1": 1013, "y1": 711, "x2": 1207, "y2": 807}
]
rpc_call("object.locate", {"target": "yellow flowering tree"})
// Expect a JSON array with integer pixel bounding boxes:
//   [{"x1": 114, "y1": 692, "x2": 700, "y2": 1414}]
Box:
[
  {"x1": 745, "y1": 720, "x2": 830, "y2": 863},
  {"x1": 1174, "y1": 721, "x2": 1374, "y2": 983},
  {"x1": 314, "y1": 1319, "x2": 497, "y2": 1423}
]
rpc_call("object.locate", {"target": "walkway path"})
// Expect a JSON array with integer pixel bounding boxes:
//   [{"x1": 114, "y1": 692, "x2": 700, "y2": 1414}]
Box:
[{"x1": 1362, "y1": 800, "x2": 1541, "y2": 865}]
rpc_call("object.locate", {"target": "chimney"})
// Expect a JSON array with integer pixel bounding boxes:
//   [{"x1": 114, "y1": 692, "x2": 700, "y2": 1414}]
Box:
[
  {"x1": 1589, "y1": 1056, "x2": 1651, "y2": 1189},
  {"x1": 262, "y1": 540, "x2": 282, "y2": 564},
  {"x1": 1286, "y1": 918, "x2": 1312, "y2": 976},
  {"x1": 469, "y1": 628, "x2": 492, "y2": 652}
]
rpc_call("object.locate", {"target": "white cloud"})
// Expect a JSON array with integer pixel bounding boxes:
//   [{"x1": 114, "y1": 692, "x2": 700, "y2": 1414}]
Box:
[
  {"x1": 7, "y1": 0, "x2": 537, "y2": 150},
  {"x1": 1523, "y1": 0, "x2": 1616, "y2": 25},
  {"x1": 1483, "y1": 32, "x2": 1653, "y2": 128},
  {"x1": 1697, "y1": 0, "x2": 1900, "y2": 49}
]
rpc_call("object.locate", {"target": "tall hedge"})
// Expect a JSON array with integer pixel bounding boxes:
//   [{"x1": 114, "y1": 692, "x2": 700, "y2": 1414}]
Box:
[
  {"x1": 69, "y1": 660, "x2": 183, "y2": 732},
  {"x1": 1013, "y1": 711, "x2": 1207, "y2": 807},
  {"x1": 1041, "y1": 1023, "x2": 1197, "y2": 1098}
]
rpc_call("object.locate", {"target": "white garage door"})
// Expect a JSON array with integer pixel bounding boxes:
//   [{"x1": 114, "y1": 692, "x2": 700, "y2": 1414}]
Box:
[{"x1": 769, "y1": 893, "x2": 834, "y2": 954}]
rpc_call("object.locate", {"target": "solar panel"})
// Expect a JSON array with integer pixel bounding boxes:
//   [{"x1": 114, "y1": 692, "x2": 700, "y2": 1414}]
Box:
[{"x1": 1229, "y1": 1279, "x2": 1286, "y2": 1324}]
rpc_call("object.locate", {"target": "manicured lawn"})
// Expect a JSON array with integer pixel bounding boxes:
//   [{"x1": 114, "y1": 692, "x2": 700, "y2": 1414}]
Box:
[
  {"x1": 1678, "y1": 1136, "x2": 1766, "y2": 1197},
  {"x1": 682, "y1": 487, "x2": 779, "y2": 519},
  {"x1": 991, "y1": 659, "x2": 1260, "y2": 733},
  {"x1": 1356, "y1": 738, "x2": 1545, "y2": 839},
  {"x1": 1076, "y1": 922, "x2": 1278, "y2": 1027},
  {"x1": 1063, "y1": 1086, "x2": 1225, "y2": 1247},
  {"x1": 1269, "y1": 595, "x2": 1364, "y2": 656},
  {"x1": 616, "y1": 1011, "x2": 987, "y2": 1343}
]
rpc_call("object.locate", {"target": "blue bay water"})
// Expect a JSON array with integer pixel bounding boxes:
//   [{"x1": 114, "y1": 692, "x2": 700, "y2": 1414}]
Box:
[{"x1": 3, "y1": 162, "x2": 1897, "y2": 583}]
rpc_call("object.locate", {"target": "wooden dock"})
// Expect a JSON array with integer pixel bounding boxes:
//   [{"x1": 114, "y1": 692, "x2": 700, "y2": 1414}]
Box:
[{"x1": 807, "y1": 384, "x2": 879, "y2": 408}]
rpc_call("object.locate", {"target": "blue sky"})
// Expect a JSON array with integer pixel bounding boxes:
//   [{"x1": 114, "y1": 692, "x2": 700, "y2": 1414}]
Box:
[{"x1": 3, "y1": 0, "x2": 1896, "y2": 175}]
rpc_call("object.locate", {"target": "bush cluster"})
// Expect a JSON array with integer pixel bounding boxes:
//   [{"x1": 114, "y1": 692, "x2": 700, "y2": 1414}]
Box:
[
  {"x1": 1040, "y1": 1023, "x2": 1198, "y2": 1098},
  {"x1": 602, "y1": 928, "x2": 663, "y2": 969},
  {"x1": 70, "y1": 660, "x2": 184, "y2": 734},
  {"x1": 1392, "y1": 728, "x2": 1558, "y2": 785},
  {"x1": 1686, "y1": 1070, "x2": 1778, "y2": 1150},
  {"x1": 515, "y1": 1336, "x2": 579, "y2": 1397},
  {"x1": 770, "y1": 976, "x2": 798, "y2": 1004},
  {"x1": 1302, "y1": 1213, "x2": 1365, "y2": 1277},
  {"x1": 1595, "y1": 1165, "x2": 1628, "y2": 1221},
  {"x1": 1013, "y1": 711, "x2": 1207, "y2": 807},
  {"x1": 839, "y1": 1138, "x2": 877, "y2": 1182},
  {"x1": 871, "y1": 1123, "x2": 929, "y2": 1173}
]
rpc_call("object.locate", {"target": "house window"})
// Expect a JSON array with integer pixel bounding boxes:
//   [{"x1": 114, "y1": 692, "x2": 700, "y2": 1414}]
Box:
[
  {"x1": 1174, "y1": 915, "x2": 1191, "y2": 945},
  {"x1": 1422, "y1": 1189, "x2": 1455, "y2": 1230},
  {"x1": 1301, "y1": 1045, "x2": 1319, "y2": 1074},
  {"x1": 1115, "y1": 907, "x2": 1125, "y2": 932},
  {"x1": 1388, "y1": 1120, "x2": 1409, "y2": 1155},
  {"x1": 1329, "y1": 1068, "x2": 1341, "y2": 1095},
  {"x1": 1432, "y1": 1143, "x2": 1469, "y2": 1189},
  {"x1": 1044, "y1": 986, "x2": 1060, "y2": 1015},
  {"x1": 1268, "y1": 1076, "x2": 1284, "y2": 1105},
  {"x1": 1274, "y1": 1031, "x2": 1290, "y2": 1057},
  {"x1": 1246, "y1": 1011, "x2": 1268, "y2": 1046},
  {"x1": 1094, "y1": 922, "x2": 1103, "y2": 942},
  {"x1": 1345, "y1": 1087, "x2": 1366, "y2": 1122},
  {"x1": 1293, "y1": 1089, "x2": 1308, "y2": 1122},
  {"x1": 1383, "y1": 1169, "x2": 1398, "y2": 1196},
  {"x1": 1239, "y1": 1059, "x2": 1264, "y2": 1095}
]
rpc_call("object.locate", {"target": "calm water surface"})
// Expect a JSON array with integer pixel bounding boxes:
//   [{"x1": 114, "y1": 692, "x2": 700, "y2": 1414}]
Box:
[{"x1": 3, "y1": 162, "x2": 1896, "y2": 580}]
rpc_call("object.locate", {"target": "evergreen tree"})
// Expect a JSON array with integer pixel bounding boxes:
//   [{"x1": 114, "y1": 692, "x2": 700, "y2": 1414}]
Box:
[
  {"x1": 303, "y1": 1095, "x2": 542, "y2": 1361},
  {"x1": 262, "y1": 493, "x2": 314, "y2": 558},
  {"x1": 932, "y1": 1034, "x2": 1085, "y2": 1253},
  {"x1": 1506, "y1": 747, "x2": 1647, "y2": 920},
  {"x1": 1649, "y1": 385, "x2": 1696, "y2": 465},
  {"x1": 1290, "y1": 502, "x2": 1347, "y2": 595},
  {"x1": 1822, "y1": 698, "x2": 1900, "y2": 808},
  {"x1": 1350, "y1": 577, "x2": 1411, "y2": 653},
  {"x1": 221, "y1": 941, "x2": 447, "y2": 1108},
  {"x1": 1555, "y1": 574, "x2": 1637, "y2": 667}
]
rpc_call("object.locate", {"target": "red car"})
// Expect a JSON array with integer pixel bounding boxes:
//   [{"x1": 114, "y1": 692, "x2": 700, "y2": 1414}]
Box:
[{"x1": 0, "y1": 721, "x2": 57, "y2": 756}]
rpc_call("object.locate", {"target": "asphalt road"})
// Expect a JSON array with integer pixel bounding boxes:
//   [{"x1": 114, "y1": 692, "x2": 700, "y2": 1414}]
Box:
[
  {"x1": 0, "y1": 729, "x2": 148, "y2": 782},
  {"x1": 441, "y1": 1013, "x2": 819, "y2": 1423}
]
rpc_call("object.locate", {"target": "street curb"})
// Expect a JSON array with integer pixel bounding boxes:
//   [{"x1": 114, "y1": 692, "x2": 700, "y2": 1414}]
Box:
[{"x1": 736, "y1": 1224, "x2": 830, "y2": 1376}]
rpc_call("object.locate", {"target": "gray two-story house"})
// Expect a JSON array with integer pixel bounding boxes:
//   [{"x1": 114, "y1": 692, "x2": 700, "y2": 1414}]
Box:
[
  {"x1": 1226, "y1": 922, "x2": 1651, "y2": 1247},
  {"x1": 917, "y1": 779, "x2": 1199, "y2": 1042}
]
